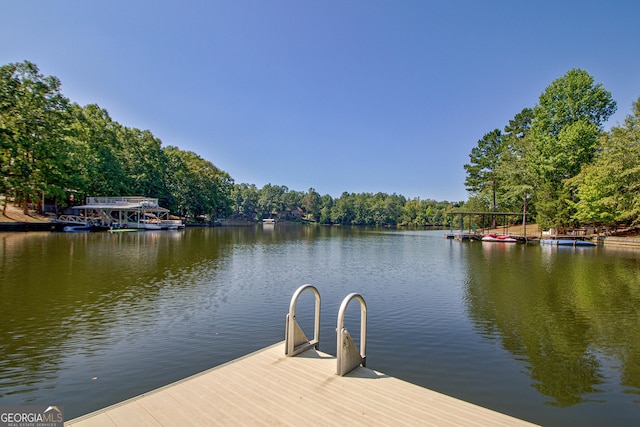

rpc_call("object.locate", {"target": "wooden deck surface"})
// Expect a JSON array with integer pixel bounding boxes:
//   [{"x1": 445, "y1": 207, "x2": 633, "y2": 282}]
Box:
[{"x1": 66, "y1": 342, "x2": 537, "y2": 426}]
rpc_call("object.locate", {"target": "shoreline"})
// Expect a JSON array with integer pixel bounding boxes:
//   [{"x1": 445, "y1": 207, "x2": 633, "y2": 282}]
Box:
[{"x1": 1, "y1": 206, "x2": 638, "y2": 248}]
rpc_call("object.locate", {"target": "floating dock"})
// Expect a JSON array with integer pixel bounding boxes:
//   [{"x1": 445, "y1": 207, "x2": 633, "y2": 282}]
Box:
[
  {"x1": 540, "y1": 238, "x2": 596, "y2": 247},
  {"x1": 66, "y1": 342, "x2": 536, "y2": 426},
  {"x1": 452, "y1": 232, "x2": 482, "y2": 241}
]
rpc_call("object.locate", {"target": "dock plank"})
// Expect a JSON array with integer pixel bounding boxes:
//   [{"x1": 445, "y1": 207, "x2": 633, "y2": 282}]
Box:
[{"x1": 66, "y1": 342, "x2": 537, "y2": 426}]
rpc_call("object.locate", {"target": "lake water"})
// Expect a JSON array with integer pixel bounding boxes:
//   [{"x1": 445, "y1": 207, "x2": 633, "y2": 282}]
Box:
[{"x1": 1, "y1": 226, "x2": 639, "y2": 425}]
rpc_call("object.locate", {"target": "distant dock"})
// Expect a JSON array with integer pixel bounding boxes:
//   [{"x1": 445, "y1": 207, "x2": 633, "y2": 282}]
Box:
[
  {"x1": 452, "y1": 232, "x2": 482, "y2": 241},
  {"x1": 66, "y1": 342, "x2": 536, "y2": 426},
  {"x1": 445, "y1": 231, "x2": 540, "y2": 243}
]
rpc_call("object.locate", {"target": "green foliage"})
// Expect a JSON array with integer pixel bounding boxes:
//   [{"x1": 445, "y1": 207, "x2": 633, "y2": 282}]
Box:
[
  {"x1": 464, "y1": 129, "x2": 504, "y2": 211},
  {"x1": 258, "y1": 184, "x2": 287, "y2": 218},
  {"x1": 302, "y1": 188, "x2": 322, "y2": 221},
  {"x1": 163, "y1": 146, "x2": 233, "y2": 219},
  {"x1": 230, "y1": 185, "x2": 455, "y2": 227},
  {"x1": 14, "y1": 60, "x2": 636, "y2": 230},
  {"x1": 465, "y1": 69, "x2": 627, "y2": 229},
  {"x1": 0, "y1": 61, "x2": 71, "y2": 211},
  {"x1": 0, "y1": 61, "x2": 234, "y2": 218},
  {"x1": 493, "y1": 108, "x2": 537, "y2": 224},
  {"x1": 528, "y1": 69, "x2": 616, "y2": 225},
  {"x1": 66, "y1": 104, "x2": 128, "y2": 197},
  {"x1": 399, "y1": 197, "x2": 454, "y2": 226},
  {"x1": 231, "y1": 183, "x2": 260, "y2": 220},
  {"x1": 572, "y1": 97, "x2": 640, "y2": 226},
  {"x1": 533, "y1": 69, "x2": 616, "y2": 137}
]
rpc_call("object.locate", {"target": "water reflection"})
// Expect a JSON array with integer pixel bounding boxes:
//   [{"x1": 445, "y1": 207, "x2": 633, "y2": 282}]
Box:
[
  {"x1": 2, "y1": 228, "x2": 640, "y2": 425},
  {"x1": 0, "y1": 229, "x2": 229, "y2": 403},
  {"x1": 0, "y1": 225, "x2": 365, "y2": 414},
  {"x1": 464, "y1": 242, "x2": 640, "y2": 406}
]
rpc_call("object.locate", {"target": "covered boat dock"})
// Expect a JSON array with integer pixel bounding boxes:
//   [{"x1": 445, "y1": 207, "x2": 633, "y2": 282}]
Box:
[
  {"x1": 58, "y1": 197, "x2": 183, "y2": 230},
  {"x1": 446, "y1": 210, "x2": 536, "y2": 242}
]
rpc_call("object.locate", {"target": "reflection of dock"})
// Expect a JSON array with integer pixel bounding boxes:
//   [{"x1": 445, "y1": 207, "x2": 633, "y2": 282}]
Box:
[{"x1": 66, "y1": 342, "x2": 535, "y2": 426}]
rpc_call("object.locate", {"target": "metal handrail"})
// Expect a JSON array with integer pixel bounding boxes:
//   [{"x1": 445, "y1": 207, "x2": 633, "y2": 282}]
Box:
[
  {"x1": 336, "y1": 293, "x2": 367, "y2": 376},
  {"x1": 285, "y1": 284, "x2": 321, "y2": 356}
]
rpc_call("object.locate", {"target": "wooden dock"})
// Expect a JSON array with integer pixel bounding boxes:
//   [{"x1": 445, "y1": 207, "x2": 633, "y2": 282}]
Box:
[
  {"x1": 66, "y1": 342, "x2": 537, "y2": 426},
  {"x1": 452, "y1": 232, "x2": 482, "y2": 241}
]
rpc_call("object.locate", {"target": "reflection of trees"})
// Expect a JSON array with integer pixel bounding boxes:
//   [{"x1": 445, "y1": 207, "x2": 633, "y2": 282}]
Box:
[
  {"x1": 464, "y1": 244, "x2": 640, "y2": 406},
  {"x1": 0, "y1": 229, "x2": 228, "y2": 399},
  {"x1": 0, "y1": 225, "x2": 352, "y2": 402}
]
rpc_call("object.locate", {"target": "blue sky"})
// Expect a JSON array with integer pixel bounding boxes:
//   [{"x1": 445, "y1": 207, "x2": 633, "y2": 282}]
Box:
[{"x1": 2, "y1": 1, "x2": 639, "y2": 201}]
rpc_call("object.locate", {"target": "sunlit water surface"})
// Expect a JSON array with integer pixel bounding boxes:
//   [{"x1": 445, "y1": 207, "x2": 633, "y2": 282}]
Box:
[{"x1": 1, "y1": 226, "x2": 639, "y2": 425}]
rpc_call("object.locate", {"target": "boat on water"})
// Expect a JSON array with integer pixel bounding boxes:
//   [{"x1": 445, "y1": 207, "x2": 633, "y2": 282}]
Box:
[
  {"x1": 263, "y1": 218, "x2": 276, "y2": 224},
  {"x1": 540, "y1": 239, "x2": 596, "y2": 247},
  {"x1": 142, "y1": 215, "x2": 163, "y2": 230},
  {"x1": 481, "y1": 233, "x2": 517, "y2": 243}
]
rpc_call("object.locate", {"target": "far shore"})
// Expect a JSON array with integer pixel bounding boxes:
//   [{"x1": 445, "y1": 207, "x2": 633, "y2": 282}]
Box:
[{"x1": 2, "y1": 203, "x2": 638, "y2": 249}]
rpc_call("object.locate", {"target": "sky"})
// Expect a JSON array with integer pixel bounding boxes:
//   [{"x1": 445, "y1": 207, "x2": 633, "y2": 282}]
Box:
[{"x1": 2, "y1": 1, "x2": 639, "y2": 202}]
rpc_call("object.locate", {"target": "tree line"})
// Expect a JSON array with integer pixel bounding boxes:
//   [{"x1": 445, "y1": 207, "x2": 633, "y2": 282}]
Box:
[
  {"x1": 232, "y1": 183, "x2": 458, "y2": 226},
  {"x1": 1, "y1": 60, "x2": 458, "y2": 226},
  {"x1": 464, "y1": 68, "x2": 640, "y2": 230},
  {"x1": 0, "y1": 61, "x2": 234, "y2": 219}
]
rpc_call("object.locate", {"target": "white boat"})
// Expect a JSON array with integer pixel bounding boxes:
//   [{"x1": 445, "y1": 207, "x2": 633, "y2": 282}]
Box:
[
  {"x1": 143, "y1": 222, "x2": 162, "y2": 230},
  {"x1": 160, "y1": 219, "x2": 185, "y2": 230},
  {"x1": 141, "y1": 213, "x2": 162, "y2": 230},
  {"x1": 481, "y1": 233, "x2": 517, "y2": 243},
  {"x1": 263, "y1": 218, "x2": 276, "y2": 224}
]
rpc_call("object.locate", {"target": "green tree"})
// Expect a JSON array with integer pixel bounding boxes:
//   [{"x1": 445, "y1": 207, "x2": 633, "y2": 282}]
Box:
[
  {"x1": 572, "y1": 97, "x2": 640, "y2": 226},
  {"x1": 400, "y1": 198, "x2": 420, "y2": 225},
  {"x1": 0, "y1": 61, "x2": 70, "y2": 213},
  {"x1": 530, "y1": 69, "x2": 616, "y2": 228},
  {"x1": 464, "y1": 129, "x2": 504, "y2": 227},
  {"x1": 319, "y1": 194, "x2": 334, "y2": 224},
  {"x1": 302, "y1": 188, "x2": 322, "y2": 221},
  {"x1": 231, "y1": 183, "x2": 260, "y2": 220},
  {"x1": 66, "y1": 104, "x2": 129, "y2": 198},
  {"x1": 163, "y1": 146, "x2": 232, "y2": 219},
  {"x1": 117, "y1": 126, "x2": 168, "y2": 198},
  {"x1": 496, "y1": 108, "x2": 536, "y2": 227},
  {"x1": 258, "y1": 184, "x2": 286, "y2": 219},
  {"x1": 331, "y1": 192, "x2": 355, "y2": 224},
  {"x1": 283, "y1": 189, "x2": 304, "y2": 220}
]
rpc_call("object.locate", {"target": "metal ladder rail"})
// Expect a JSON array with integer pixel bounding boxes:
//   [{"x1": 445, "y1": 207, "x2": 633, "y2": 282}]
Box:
[
  {"x1": 285, "y1": 284, "x2": 321, "y2": 357},
  {"x1": 336, "y1": 293, "x2": 367, "y2": 376}
]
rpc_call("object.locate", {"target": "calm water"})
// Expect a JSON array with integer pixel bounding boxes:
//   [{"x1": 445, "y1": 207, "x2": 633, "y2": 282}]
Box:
[{"x1": 1, "y1": 226, "x2": 639, "y2": 425}]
